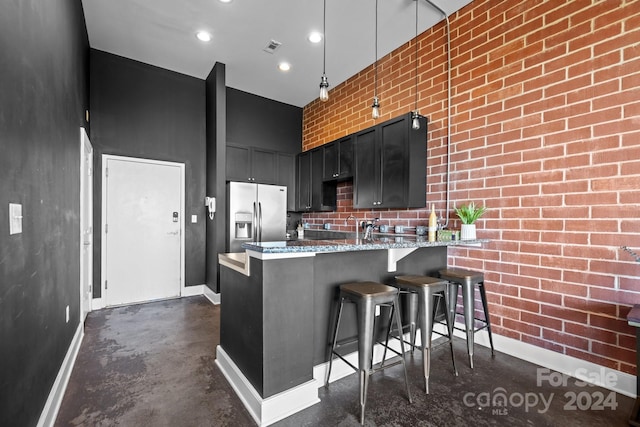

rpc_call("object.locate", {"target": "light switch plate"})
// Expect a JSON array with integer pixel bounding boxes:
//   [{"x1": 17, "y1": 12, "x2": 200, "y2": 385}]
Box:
[
  {"x1": 191, "y1": 215, "x2": 197, "y2": 224},
  {"x1": 9, "y1": 203, "x2": 22, "y2": 235}
]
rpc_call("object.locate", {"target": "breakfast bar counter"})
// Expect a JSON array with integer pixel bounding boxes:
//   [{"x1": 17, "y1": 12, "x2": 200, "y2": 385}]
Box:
[{"x1": 216, "y1": 237, "x2": 487, "y2": 426}]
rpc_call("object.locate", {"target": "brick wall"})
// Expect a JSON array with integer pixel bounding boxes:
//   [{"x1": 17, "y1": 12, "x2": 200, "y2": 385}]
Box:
[{"x1": 302, "y1": 0, "x2": 640, "y2": 374}]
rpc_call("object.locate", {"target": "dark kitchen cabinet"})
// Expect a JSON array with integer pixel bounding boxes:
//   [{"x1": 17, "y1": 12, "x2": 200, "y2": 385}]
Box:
[
  {"x1": 296, "y1": 148, "x2": 336, "y2": 212},
  {"x1": 227, "y1": 144, "x2": 277, "y2": 184},
  {"x1": 276, "y1": 152, "x2": 296, "y2": 211},
  {"x1": 296, "y1": 151, "x2": 311, "y2": 211},
  {"x1": 353, "y1": 113, "x2": 427, "y2": 209},
  {"x1": 323, "y1": 136, "x2": 353, "y2": 181}
]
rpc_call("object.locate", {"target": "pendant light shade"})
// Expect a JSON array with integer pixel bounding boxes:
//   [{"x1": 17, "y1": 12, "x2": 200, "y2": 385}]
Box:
[
  {"x1": 372, "y1": 0, "x2": 380, "y2": 119},
  {"x1": 412, "y1": 0, "x2": 421, "y2": 130},
  {"x1": 320, "y1": 75, "x2": 329, "y2": 101},
  {"x1": 412, "y1": 110, "x2": 421, "y2": 130},
  {"x1": 319, "y1": 0, "x2": 329, "y2": 102},
  {"x1": 372, "y1": 97, "x2": 380, "y2": 119}
]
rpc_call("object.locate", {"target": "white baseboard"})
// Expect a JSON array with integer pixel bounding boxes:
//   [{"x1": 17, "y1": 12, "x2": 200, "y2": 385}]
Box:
[
  {"x1": 182, "y1": 284, "x2": 220, "y2": 304},
  {"x1": 202, "y1": 285, "x2": 220, "y2": 305},
  {"x1": 215, "y1": 346, "x2": 320, "y2": 426},
  {"x1": 37, "y1": 322, "x2": 84, "y2": 427},
  {"x1": 181, "y1": 284, "x2": 204, "y2": 297},
  {"x1": 431, "y1": 322, "x2": 637, "y2": 398},
  {"x1": 91, "y1": 297, "x2": 104, "y2": 310},
  {"x1": 93, "y1": 285, "x2": 220, "y2": 310}
]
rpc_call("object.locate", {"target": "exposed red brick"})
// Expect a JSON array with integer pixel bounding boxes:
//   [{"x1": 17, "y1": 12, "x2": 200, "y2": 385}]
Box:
[
  {"x1": 540, "y1": 279, "x2": 588, "y2": 298},
  {"x1": 301, "y1": 0, "x2": 640, "y2": 372},
  {"x1": 543, "y1": 329, "x2": 589, "y2": 351},
  {"x1": 522, "y1": 334, "x2": 565, "y2": 353},
  {"x1": 503, "y1": 318, "x2": 541, "y2": 337},
  {"x1": 540, "y1": 304, "x2": 588, "y2": 324},
  {"x1": 521, "y1": 311, "x2": 563, "y2": 331}
]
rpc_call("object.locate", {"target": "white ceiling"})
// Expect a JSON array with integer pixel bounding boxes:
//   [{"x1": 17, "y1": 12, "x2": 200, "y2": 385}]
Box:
[{"x1": 82, "y1": 0, "x2": 472, "y2": 107}]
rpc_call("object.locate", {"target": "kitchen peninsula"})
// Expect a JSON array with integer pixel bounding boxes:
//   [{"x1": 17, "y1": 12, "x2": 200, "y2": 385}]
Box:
[{"x1": 217, "y1": 236, "x2": 487, "y2": 426}]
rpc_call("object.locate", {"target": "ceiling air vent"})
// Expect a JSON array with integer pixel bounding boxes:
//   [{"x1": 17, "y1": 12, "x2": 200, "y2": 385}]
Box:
[{"x1": 263, "y1": 39, "x2": 282, "y2": 54}]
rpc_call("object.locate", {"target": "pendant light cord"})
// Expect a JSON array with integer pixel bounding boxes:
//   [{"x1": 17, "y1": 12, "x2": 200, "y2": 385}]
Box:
[
  {"x1": 323, "y1": 0, "x2": 326, "y2": 76},
  {"x1": 374, "y1": 0, "x2": 378, "y2": 98},
  {"x1": 414, "y1": 0, "x2": 419, "y2": 110}
]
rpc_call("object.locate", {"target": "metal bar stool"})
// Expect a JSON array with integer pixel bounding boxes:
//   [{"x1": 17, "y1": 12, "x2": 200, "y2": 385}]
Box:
[
  {"x1": 395, "y1": 275, "x2": 458, "y2": 393},
  {"x1": 439, "y1": 268, "x2": 495, "y2": 369},
  {"x1": 325, "y1": 281, "x2": 412, "y2": 425}
]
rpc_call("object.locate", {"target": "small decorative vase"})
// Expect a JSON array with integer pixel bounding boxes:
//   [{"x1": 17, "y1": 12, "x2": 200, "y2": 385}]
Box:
[{"x1": 460, "y1": 224, "x2": 476, "y2": 240}]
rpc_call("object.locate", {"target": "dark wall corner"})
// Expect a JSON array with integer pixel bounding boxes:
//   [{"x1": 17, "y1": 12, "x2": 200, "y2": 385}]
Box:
[
  {"x1": 0, "y1": 1, "x2": 89, "y2": 425},
  {"x1": 205, "y1": 63, "x2": 227, "y2": 293}
]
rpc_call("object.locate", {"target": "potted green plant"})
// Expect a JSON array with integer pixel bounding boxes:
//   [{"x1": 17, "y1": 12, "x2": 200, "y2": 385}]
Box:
[{"x1": 454, "y1": 202, "x2": 487, "y2": 240}]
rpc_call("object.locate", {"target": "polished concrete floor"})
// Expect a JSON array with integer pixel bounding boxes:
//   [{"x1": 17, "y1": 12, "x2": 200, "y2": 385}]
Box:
[{"x1": 55, "y1": 296, "x2": 634, "y2": 426}]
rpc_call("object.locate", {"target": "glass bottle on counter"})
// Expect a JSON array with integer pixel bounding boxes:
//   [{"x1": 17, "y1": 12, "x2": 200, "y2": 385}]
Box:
[{"x1": 428, "y1": 204, "x2": 437, "y2": 242}]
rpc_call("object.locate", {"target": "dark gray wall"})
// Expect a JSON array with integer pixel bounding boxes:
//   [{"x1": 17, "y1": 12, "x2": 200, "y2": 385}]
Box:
[
  {"x1": 226, "y1": 88, "x2": 302, "y2": 226},
  {"x1": 89, "y1": 50, "x2": 206, "y2": 295},
  {"x1": 226, "y1": 88, "x2": 302, "y2": 154},
  {"x1": 0, "y1": 1, "x2": 89, "y2": 425},
  {"x1": 205, "y1": 64, "x2": 227, "y2": 293}
]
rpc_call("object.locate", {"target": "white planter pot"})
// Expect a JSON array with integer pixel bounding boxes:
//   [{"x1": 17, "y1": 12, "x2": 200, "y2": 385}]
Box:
[{"x1": 460, "y1": 224, "x2": 476, "y2": 240}]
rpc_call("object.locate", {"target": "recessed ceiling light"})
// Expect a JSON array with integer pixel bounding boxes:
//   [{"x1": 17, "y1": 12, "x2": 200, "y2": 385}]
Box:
[
  {"x1": 308, "y1": 32, "x2": 322, "y2": 44},
  {"x1": 218, "y1": 0, "x2": 233, "y2": 3},
  {"x1": 196, "y1": 31, "x2": 211, "y2": 42},
  {"x1": 278, "y1": 62, "x2": 291, "y2": 72}
]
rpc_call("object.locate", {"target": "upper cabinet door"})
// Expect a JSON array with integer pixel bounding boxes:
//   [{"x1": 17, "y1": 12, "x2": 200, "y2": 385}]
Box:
[
  {"x1": 276, "y1": 152, "x2": 296, "y2": 211},
  {"x1": 295, "y1": 149, "x2": 336, "y2": 212},
  {"x1": 337, "y1": 136, "x2": 354, "y2": 179},
  {"x1": 226, "y1": 144, "x2": 251, "y2": 182},
  {"x1": 251, "y1": 148, "x2": 277, "y2": 184},
  {"x1": 378, "y1": 116, "x2": 408, "y2": 208},
  {"x1": 296, "y1": 151, "x2": 312, "y2": 211},
  {"x1": 323, "y1": 142, "x2": 338, "y2": 180},
  {"x1": 226, "y1": 144, "x2": 277, "y2": 184},
  {"x1": 353, "y1": 113, "x2": 427, "y2": 209},
  {"x1": 323, "y1": 136, "x2": 354, "y2": 181},
  {"x1": 353, "y1": 127, "x2": 378, "y2": 208}
]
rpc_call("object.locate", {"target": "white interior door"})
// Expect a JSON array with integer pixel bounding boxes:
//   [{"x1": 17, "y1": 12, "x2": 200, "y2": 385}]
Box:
[
  {"x1": 80, "y1": 128, "x2": 93, "y2": 322},
  {"x1": 102, "y1": 156, "x2": 183, "y2": 306}
]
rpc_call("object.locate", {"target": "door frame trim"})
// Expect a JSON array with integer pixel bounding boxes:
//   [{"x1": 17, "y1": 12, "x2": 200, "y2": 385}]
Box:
[
  {"x1": 79, "y1": 128, "x2": 93, "y2": 320},
  {"x1": 100, "y1": 154, "x2": 186, "y2": 306}
]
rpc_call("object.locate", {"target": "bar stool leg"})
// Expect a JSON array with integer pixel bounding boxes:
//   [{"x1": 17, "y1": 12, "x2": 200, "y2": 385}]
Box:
[
  {"x1": 359, "y1": 370, "x2": 369, "y2": 425},
  {"x1": 406, "y1": 292, "x2": 418, "y2": 354},
  {"x1": 355, "y1": 299, "x2": 376, "y2": 424},
  {"x1": 325, "y1": 298, "x2": 345, "y2": 387},
  {"x1": 478, "y1": 282, "x2": 495, "y2": 357},
  {"x1": 417, "y1": 287, "x2": 434, "y2": 393},
  {"x1": 437, "y1": 293, "x2": 458, "y2": 377},
  {"x1": 392, "y1": 295, "x2": 413, "y2": 404},
  {"x1": 462, "y1": 283, "x2": 476, "y2": 369},
  {"x1": 447, "y1": 283, "x2": 459, "y2": 332}
]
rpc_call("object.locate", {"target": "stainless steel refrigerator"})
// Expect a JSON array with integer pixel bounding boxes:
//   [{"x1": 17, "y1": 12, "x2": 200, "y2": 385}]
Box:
[{"x1": 227, "y1": 181, "x2": 287, "y2": 252}]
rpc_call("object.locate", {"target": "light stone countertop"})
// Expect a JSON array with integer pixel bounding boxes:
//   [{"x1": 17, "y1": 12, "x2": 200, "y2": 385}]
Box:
[{"x1": 241, "y1": 236, "x2": 488, "y2": 254}]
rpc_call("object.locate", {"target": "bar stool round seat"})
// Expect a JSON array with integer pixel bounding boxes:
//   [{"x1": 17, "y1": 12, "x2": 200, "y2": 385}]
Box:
[
  {"x1": 395, "y1": 275, "x2": 458, "y2": 393},
  {"x1": 439, "y1": 268, "x2": 495, "y2": 369},
  {"x1": 325, "y1": 281, "x2": 412, "y2": 425}
]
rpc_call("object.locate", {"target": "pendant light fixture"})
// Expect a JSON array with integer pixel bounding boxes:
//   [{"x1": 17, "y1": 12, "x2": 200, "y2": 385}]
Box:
[
  {"x1": 412, "y1": 0, "x2": 421, "y2": 130},
  {"x1": 371, "y1": 0, "x2": 380, "y2": 119},
  {"x1": 319, "y1": 0, "x2": 329, "y2": 102}
]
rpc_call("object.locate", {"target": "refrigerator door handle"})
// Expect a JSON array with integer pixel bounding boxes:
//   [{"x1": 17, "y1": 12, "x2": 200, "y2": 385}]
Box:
[
  {"x1": 258, "y1": 202, "x2": 263, "y2": 242},
  {"x1": 253, "y1": 202, "x2": 258, "y2": 242}
]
